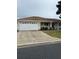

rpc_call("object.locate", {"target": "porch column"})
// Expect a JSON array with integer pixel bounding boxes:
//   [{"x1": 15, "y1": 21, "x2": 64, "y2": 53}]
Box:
[
  {"x1": 50, "y1": 22, "x2": 52, "y2": 29},
  {"x1": 56, "y1": 22, "x2": 60, "y2": 30}
]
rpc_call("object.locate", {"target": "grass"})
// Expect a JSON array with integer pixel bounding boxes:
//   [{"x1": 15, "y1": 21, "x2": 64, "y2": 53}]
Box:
[{"x1": 43, "y1": 30, "x2": 61, "y2": 38}]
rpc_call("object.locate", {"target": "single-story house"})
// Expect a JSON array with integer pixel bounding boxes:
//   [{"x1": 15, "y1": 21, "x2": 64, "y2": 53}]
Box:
[{"x1": 17, "y1": 16, "x2": 61, "y2": 31}]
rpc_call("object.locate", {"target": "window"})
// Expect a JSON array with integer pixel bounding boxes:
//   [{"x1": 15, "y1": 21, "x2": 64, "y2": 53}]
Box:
[{"x1": 59, "y1": 23, "x2": 61, "y2": 26}]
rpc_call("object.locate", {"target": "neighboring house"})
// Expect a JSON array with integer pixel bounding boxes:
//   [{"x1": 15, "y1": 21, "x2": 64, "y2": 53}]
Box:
[{"x1": 17, "y1": 16, "x2": 61, "y2": 31}]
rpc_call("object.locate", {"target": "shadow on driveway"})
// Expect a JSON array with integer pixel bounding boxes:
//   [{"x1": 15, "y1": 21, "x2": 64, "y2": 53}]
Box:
[{"x1": 17, "y1": 42, "x2": 61, "y2": 59}]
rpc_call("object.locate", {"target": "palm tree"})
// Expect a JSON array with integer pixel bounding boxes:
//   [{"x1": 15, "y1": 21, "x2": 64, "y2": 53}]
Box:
[{"x1": 56, "y1": 1, "x2": 61, "y2": 18}]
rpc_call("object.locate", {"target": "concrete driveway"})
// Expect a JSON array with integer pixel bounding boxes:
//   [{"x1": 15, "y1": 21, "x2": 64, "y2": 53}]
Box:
[{"x1": 17, "y1": 31, "x2": 60, "y2": 47}]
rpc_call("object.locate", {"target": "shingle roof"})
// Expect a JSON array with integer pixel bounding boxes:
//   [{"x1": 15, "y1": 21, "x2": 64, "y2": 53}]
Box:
[{"x1": 17, "y1": 16, "x2": 61, "y2": 23}]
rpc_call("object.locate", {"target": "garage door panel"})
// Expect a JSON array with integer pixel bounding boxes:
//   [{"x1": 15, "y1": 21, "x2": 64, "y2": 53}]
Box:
[{"x1": 18, "y1": 24, "x2": 39, "y2": 30}]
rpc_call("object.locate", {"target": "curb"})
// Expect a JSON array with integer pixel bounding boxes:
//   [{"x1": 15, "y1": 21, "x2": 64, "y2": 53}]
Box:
[{"x1": 17, "y1": 40, "x2": 61, "y2": 48}]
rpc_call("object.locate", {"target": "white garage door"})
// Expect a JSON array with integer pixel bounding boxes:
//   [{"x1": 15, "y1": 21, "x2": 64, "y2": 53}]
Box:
[{"x1": 18, "y1": 23, "x2": 40, "y2": 30}]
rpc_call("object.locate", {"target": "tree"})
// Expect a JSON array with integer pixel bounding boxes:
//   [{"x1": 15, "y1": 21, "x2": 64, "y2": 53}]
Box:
[{"x1": 56, "y1": 1, "x2": 61, "y2": 18}]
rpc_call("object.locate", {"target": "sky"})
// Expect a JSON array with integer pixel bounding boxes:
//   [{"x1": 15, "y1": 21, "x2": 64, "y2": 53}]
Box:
[{"x1": 17, "y1": 0, "x2": 59, "y2": 19}]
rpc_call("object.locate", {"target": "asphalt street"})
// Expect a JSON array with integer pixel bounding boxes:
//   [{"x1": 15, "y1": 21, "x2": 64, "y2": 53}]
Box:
[{"x1": 17, "y1": 42, "x2": 61, "y2": 59}]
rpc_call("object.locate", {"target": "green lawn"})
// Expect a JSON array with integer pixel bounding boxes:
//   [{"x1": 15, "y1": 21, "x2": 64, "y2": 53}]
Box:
[{"x1": 43, "y1": 30, "x2": 61, "y2": 38}]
